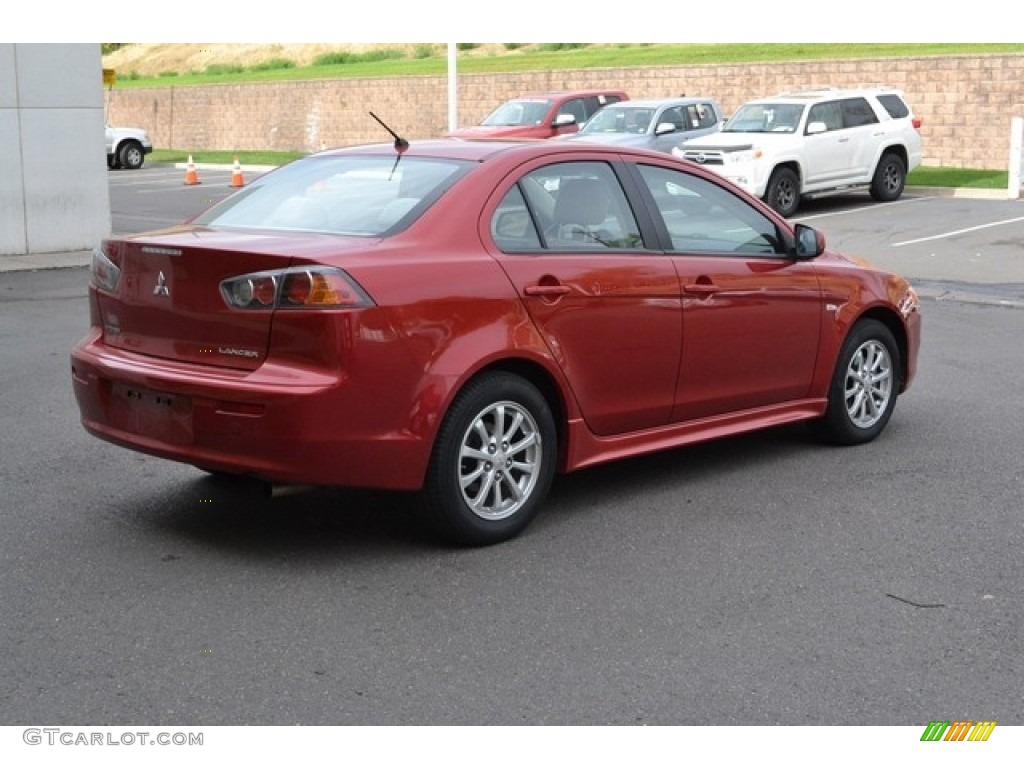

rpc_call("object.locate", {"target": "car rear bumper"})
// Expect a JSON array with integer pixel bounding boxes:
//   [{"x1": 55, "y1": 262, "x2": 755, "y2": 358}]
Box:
[{"x1": 69, "y1": 330, "x2": 431, "y2": 490}]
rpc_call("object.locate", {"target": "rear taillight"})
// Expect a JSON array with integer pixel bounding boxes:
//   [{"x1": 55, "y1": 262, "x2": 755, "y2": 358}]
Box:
[
  {"x1": 912, "y1": 117, "x2": 922, "y2": 129},
  {"x1": 90, "y1": 247, "x2": 121, "y2": 293},
  {"x1": 220, "y1": 267, "x2": 373, "y2": 310}
]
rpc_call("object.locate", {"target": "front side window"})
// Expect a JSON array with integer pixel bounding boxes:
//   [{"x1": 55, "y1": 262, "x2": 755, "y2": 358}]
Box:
[
  {"x1": 491, "y1": 161, "x2": 645, "y2": 252},
  {"x1": 807, "y1": 101, "x2": 843, "y2": 132},
  {"x1": 193, "y1": 155, "x2": 471, "y2": 236},
  {"x1": 686, "y1": 103, "x2": 719, "y2": 130},
  {"x1": 559, "y1": 99, "x2": 588, "y2": 125},
  {"x1": 637, "y1": 165, "x2": 785, "y2": 255}
]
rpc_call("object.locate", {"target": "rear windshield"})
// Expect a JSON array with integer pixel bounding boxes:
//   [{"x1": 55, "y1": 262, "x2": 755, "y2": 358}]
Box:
[{"x1": 192, "y1": 154, "x2": 473, "y2": 236}]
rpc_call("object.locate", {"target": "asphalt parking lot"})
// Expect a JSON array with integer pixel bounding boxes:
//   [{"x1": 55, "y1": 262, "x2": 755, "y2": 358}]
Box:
[{"x1": 3, "y1": 163, "x2": 1023, "y2": 730}]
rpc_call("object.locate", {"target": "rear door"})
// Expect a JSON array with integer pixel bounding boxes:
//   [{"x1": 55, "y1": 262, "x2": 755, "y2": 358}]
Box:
[{"x1": 485, "y1": 158, "x2": 683, "y2": 436}]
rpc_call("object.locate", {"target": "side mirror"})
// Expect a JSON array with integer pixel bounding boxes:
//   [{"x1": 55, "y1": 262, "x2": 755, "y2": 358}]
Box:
[
  {"x1": 806, "y1": 121, "x2": 827, "y2": 135},
  {"x1": 654, "y1": 122, "x2": 677, "y2": 136},
  {"x1": 553, "y1": 113, "x2": 577, "y2": 127},
  {"x1": 793, "y1": 223, "x2": 825, "y2": 259}
]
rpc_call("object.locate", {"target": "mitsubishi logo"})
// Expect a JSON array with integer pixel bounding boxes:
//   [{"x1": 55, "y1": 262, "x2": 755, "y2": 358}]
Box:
[{"x1": 153, "y1": 271, "x2": 170, "y2": 297}]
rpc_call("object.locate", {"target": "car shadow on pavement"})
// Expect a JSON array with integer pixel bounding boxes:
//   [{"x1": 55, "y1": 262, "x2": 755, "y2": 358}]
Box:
[{"x1": 142, "y1": 474, "x2": 438, "y2": 558}]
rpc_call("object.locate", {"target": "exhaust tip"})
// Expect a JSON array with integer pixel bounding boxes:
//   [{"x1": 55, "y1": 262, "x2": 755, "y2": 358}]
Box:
[{"x1": 266, "y1": 483, "x2": 316, "y2": 499}]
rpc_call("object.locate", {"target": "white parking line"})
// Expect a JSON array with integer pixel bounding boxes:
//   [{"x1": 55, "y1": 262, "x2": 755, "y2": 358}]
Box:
[
  {"x1": 892, "y1": 215, "x2": 1024, "y2": 247},
  {"x1": 796, "y1": 196, "x2": 930, "y2": 223}
]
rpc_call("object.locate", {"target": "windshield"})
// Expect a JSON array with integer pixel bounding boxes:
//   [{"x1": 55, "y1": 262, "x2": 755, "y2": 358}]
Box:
[
  {"x1": 579, "y1": 106, "x2": 656, "y2": 135},
  {"x1": 724, "y1": 103, "x2": 806, "y2": 134},
  {"x1": 193, "y1": 154, "x2": 473, "y2": 236},
  {"x1": 480, "y1": 99, "x2": 554, "y2": 127}
]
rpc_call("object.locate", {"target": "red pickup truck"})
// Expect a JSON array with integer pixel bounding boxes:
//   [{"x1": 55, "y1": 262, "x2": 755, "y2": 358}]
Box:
[{"x1": 448, "y1": 89, "x2": 629, "y2": 140}]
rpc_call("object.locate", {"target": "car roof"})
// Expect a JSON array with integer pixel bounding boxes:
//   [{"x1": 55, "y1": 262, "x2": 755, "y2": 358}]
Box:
[
  {"x1": 750, "y1": 86, "x2": 906, "y2": 103},
  {"x1": 602, "y1": 97, "x2": 717, "y2": 108},
  {"x1": 319, "y1": 137, "x2": 674, "y2": 164},
  {"x1": 507, "y1": 89, "x2": 628, "y2": 100}
]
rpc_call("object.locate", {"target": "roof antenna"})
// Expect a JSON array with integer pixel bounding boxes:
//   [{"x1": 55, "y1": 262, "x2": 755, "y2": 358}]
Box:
[{"x1": 369, "y1": 111, "x2": 409, "y2": 154}]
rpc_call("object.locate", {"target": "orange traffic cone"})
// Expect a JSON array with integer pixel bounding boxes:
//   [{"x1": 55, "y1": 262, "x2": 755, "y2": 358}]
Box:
[
  {"x1": 184, "y1": 155, "x2": 201, "y2": 185},
  {"x1": 229, "y1": 156, "x2": 244, "y2": 188}
]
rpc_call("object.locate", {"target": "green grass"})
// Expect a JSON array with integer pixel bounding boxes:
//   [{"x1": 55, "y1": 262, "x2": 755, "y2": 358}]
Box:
[
  {"x1": 906, "y1": 166, "x2": 1008, "y2": 189},
  {"x1": 152, "y1": 149, "x2": 305, "y2": 166},
  {"x1": 112, "y1": 43, "x2": 1024, "y2": 89},
  {"x1": 153, "y1": 150, "x2": 1008, "y2": 189}
]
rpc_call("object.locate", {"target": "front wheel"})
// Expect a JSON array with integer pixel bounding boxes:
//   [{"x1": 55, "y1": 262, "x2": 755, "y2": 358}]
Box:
[
  {"x1": 764, "y1": 167, "x2": 800, "y2": 217},
  {"x1": 119, "y1": 141, "x2": 145, "y2": 170},
  {"x1": 870, "y1": 153, "x2": 906, "y2": 202},
  {"x1": 423, "y1": 372, "x2": 556, "y2": 546},
  {"x1": 812, "y1": 319, "x2": 901, "y2": 445}
]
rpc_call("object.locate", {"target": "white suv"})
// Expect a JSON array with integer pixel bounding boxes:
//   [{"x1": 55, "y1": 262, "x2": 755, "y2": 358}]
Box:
[
  {"x1": 673, "y1": 87, "x2": 923, "y2": 217},
  {"x1": 105, "y1": 124, "x2": 153, "y2": 170}
]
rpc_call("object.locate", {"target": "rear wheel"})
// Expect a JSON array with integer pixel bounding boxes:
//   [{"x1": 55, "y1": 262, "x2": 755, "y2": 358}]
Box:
[
  {"x1": 423, "y1": 372, "x2": 556, "y2": 546},
  {"x1": 870, "y1": 153, "x2": 906, "y2": 202},
  {"x1": 764, "y1": 167, "x2": 800, "y2": 217},
  {"x1": 812, "y1": 319, "x2": 901, "y2": 445}
]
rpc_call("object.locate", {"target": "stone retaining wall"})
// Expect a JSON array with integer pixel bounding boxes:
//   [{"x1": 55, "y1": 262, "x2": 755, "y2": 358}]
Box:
[{"x1": 104, "y1": 54, "x2": 1024, "y2": 170}]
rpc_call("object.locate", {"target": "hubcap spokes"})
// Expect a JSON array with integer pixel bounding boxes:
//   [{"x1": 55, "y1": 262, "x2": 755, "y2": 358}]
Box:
[
  {"x1": 459, "y1": 401, "x2": 542, "y2": 521},
  {"x1": 844, "y1": 340, "x2": 893, "y2": 428}
]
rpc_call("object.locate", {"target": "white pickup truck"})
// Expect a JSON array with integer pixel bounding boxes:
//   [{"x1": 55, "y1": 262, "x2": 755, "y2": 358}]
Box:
[{"x1": 105, "y1": 124, "x2": 153, "y2": 170}]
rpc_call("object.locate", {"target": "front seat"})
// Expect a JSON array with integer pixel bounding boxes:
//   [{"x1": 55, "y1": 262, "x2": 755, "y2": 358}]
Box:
[{"x1": 549, "y1": 177, "x2": 613, "y2": 245}]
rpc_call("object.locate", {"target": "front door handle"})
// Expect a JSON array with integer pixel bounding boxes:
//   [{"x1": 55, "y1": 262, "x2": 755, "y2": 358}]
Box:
[{"x1": 684, "y1": 281, "x2": 720, "y2": 296}]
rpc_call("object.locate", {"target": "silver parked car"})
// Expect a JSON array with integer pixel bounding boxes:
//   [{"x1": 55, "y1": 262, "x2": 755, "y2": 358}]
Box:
[{"x1": 562, "y1": 97, "x2": 723, "y2": 154}]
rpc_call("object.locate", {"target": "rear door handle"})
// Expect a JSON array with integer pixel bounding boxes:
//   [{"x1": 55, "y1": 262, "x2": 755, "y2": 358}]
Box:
[{"x1": 524, "y1": 285, "x2": 571, "y2": 297}]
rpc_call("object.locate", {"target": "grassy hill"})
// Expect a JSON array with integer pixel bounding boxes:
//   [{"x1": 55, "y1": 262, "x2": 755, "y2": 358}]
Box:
[{"x1": 103, "y1": 42, "x2": 1024, "y2": 88}]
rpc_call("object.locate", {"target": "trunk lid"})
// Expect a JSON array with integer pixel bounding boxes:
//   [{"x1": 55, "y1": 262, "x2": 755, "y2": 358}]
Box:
[{"x1": 95, "y1": 227, "x2": 369, "y2": 371}]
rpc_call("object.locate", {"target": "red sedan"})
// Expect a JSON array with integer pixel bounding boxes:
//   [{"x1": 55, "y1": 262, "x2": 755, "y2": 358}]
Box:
[{"x1": 71, "y1": 138, "x2": 921, "y2": 546}]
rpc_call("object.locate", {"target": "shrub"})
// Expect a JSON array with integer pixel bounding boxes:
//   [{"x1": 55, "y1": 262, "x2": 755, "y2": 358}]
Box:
[
  {"x1": 250, "y1": 58, "x2": 296, "y2": 71},
  {"x1": 204, "y1": 63, "x2": 245, "y2": 76},
  {"x1": 537, "y1": 43, "x2": 589, "y2": 52}
]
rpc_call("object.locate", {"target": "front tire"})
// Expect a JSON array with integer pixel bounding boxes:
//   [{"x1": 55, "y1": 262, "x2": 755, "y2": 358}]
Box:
[
  {"x1": 119, "y1": 141, "x2": 145, "y2": 170},
  {"x1": 423, "y1": 372, "x2": 556, "y2": 546},
  {"x1": 870, "y1": 153, "x2": 906, "y2": 202},
  {"x1": 813, "y1": 319, "x2": 901, "y2": 445},
  {"x1": 764, "y1": 167, "x2": 800, "y2": 217}
]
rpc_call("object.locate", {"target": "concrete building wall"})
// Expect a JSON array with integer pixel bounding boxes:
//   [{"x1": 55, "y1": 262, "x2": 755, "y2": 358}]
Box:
[
  {"x1": 1, "y1": 43, "x2": 110, "y2": 257},
  {"x1": 103, "y1": 53, "x2": 1024, "y2": 170}
]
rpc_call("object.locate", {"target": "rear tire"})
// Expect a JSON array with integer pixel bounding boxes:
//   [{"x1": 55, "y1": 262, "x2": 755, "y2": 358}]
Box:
[
  {"x1": 812, "y1": 319, "x2": 901, "y2": 445},
  {"x1": 423, "y1": 372, "x2": 556, "y2": 546},
  {"x1": 870, "y1": 153, "x2": 906, "y2": 202}
]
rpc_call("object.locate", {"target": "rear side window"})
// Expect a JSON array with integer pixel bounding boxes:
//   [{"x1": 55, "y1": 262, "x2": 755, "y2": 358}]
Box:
[
  {"x1": 491, "y1": 161, "x2": 645, "y2": 252},
  {"x1": 876, "y1": 93, "x2": 911, "y2": 119},
  {"x1": 841, "y1": 98, "x2": 879, "y2": 128}
]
